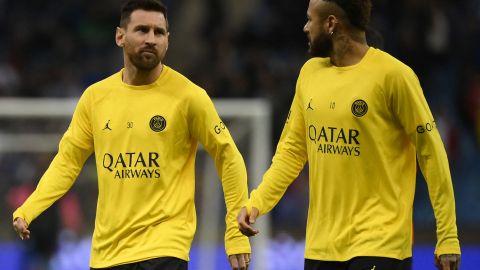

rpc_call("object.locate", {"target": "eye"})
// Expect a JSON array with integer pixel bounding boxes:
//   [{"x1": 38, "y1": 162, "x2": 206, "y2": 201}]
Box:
[
  {"x1": 154, "y1": 29, "x2": 165, "y2": 36},
  {"x1": 154, "y1": 28, "x2": 167, "y2": 36},
  {"x1": 135, "y1": 26, "x2": 149, "y2": 33}
]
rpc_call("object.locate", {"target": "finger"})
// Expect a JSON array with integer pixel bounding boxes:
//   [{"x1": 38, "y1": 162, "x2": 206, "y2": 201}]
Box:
[
  {"x1": 238, "y1": 208, "x2": 259, "y2": 236},
  {"x1": 237, "y1": 208, "x2": 247, "y2": 223},
  {"x1": 238, "y1": 223, "x2": 258, "y2": 237},
  {"x1": 14, "y1": 222, "x2": 30, "y2": 240},
  {"x1": 238, "y1": 218, "x2": 259, "y2": 236},
  {"x1": 17, "y1": 227, "x2": 29, "y2": 240},
  {"x1": 244, "y1": 254, "x2": 250, "y2": 270},
  {"x1": 249, "y1": 207, "x2": 259, "y2": 224},
  {"x1": 236, "y1": 254, "x2": 246, "y2": 270},
  {"x1": 244, "y1": 253, "x2": 250, "y2": 263},
  {"x1": 241, "y1": 253, "x2": 250, "y2": 267},
  {"x1": 229, "y1": 254, "x2": 239, "y2": 270},
  {"x1": 451, "y1": 260, "x2": 458, "y2": 270},
  {"x1": 441, "y1": 258, "x2": 450, "y2": 270},
  {"x1": 22, "y1": 229, "x2": 31, "y2": 240},
  {"x1": 435, "y1": 256, "x2": 441, "y2": 269},
  {"x1": 13, "y1": 221, "x2": 21, "y2": 232},
  {"x1": 237, "y1": 208, "x2": 251, "y2": 233}
]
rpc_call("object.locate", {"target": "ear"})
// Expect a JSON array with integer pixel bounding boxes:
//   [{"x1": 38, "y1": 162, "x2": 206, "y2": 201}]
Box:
[
  {"x1": 165, "y1": 32, "x2": 170, "y2": 51},
  {"x1": 116, "y1": 27, "x2": 125, "y2": 48},
  {"x1": 326, "y1": 15, "x2": 339, "y2": 35}
]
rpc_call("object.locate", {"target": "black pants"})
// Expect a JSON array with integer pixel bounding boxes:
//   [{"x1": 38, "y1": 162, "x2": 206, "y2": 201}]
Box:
[
  {"x1": 305, "y1": 256, "x2": 412, "y2": 270},
  {"x1": 90, "y1": 257, "x2": 188, "y2": 270}
]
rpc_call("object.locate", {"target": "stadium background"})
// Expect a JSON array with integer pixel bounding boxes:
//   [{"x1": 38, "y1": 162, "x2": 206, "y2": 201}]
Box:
[{"x1": 1, "y1": 0, "x2": 479, "y2": 269}]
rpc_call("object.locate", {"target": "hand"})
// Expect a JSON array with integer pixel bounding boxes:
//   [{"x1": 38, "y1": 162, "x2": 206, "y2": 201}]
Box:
[
  {"x1": 435, "y1": 254, "x2": 461, "y2": 270},
  {"x1": 13, "y1": 217, "x2": 30, "y2": 240},
  {"x1": 237, "y1": 207, "x2": 259, "y2": 237},
  {"x1": 228, "y1": 253, "x2": 251, "y2": 270}
]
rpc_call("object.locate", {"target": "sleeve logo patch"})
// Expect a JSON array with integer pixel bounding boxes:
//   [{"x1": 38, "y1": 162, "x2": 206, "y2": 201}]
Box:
[
  {"x1": 149, "y1": 115, "x2": 167, "y2": 132},
  {"x1": 351, "y1": 99, "x2": 368, "y2": 117}
]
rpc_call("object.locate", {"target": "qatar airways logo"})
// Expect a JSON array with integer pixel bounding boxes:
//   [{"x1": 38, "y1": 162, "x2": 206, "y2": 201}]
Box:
[
  {"x1": 308, "y1": 125, "x2": 360, "y2": 156},
  {"x1": 102, "y1": 152, "x2": 161, "y2": 179}
]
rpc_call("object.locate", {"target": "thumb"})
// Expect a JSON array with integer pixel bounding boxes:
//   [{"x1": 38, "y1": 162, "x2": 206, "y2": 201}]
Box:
[
  {"x1": 14, "y1": 218, "x2": 26, "y2": 230},
  {"x1": 238, "y1": 207, "x2": 246, "y2": 221},
  {"x1": 250, "y1": 207, "x2": 259, "y2": 224}
]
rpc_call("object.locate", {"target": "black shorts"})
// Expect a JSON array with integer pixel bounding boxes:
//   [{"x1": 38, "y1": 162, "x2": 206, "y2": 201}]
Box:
[
  {"x1": 90, "y1": 257, "x2": 188, "y2": 270},
  {"x1": 305, "y1": 256, "x2": 412, "y2": 270}
]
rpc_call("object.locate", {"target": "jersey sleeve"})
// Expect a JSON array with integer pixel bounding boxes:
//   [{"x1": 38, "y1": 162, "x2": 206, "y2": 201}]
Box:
[
  {"x1": 12, "y1": 90, "x2": 94, "y2": 226},
  {"x1": 246, "y1": 73, "x2": 308, "y2": 217},
  {"x1": 187, "y1": 89, "x2": 250, "y2": 256},
  {"x1": 388, "y1": 67, "x2": 460, "y2": 255}
]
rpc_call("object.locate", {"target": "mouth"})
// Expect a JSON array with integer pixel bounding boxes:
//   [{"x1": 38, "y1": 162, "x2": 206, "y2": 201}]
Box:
[
  {"x1": 140, "y1": 48, "x2": 157, "y2": 55},
  {"x1": 306, "y1": 36, "x2": 311, "y2": 46}
]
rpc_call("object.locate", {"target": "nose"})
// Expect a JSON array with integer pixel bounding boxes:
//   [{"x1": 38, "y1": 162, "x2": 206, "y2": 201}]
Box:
[
  {"x1": 145, "y1": 29, "x2": 156, "y2": 45},
  {"x1": 303, "y1": 22, "x2": 309, "y2": 34}
]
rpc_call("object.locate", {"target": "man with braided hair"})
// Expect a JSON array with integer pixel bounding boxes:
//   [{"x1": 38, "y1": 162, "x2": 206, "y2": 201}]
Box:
[{"x1": 238, "y1": 0, "x2": 461, "y2": 269}]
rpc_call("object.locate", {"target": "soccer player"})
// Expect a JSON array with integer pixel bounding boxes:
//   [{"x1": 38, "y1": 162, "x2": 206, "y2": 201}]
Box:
[
  {"x1": 12, "y1": 0, "x2": 251, "y2": 269},
  {"x1": 238, "y1": 0, "x2": 461, "y2": 270}
]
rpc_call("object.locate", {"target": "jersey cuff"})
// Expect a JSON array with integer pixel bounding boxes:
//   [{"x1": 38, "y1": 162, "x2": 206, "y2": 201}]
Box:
[
  {"x1": 12, "y1": 209, "x2": 30, "y2": 226},
  {"x1": 225, "y1": 234, "x2": 251, "y2": 256},
  {"x1": 435, "y1": 244, "x2": 461, "y2": 255},
  {"x1": 245, "y1": 193, "x2": 262, "y2": 217}
]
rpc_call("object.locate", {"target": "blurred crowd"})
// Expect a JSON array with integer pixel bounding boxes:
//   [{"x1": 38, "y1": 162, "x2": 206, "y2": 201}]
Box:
[{"x1": 1, "y1": 0, "x2": 480, "y2": 264}]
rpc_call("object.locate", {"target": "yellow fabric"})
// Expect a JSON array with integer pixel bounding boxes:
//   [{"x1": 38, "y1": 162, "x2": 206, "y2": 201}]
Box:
[
  {"x1": 246, "y1": 48, "x2": 460, "y2": 260},
  {"x1": 13, "y1": 66, "x2": 250, "y2": 268}
]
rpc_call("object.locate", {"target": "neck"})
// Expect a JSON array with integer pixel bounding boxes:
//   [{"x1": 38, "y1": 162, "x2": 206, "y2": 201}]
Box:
[
  {"x1": 330, "y1": 31, "x2": 369, "y2": 67},
  {"x1": 122, "y1": 62, "x2": 163, "y2": 85}
]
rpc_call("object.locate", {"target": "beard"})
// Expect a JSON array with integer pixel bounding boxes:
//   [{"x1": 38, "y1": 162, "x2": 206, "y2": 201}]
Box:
[
  {"x1": 129, "y1": 48, "x2": 161, "y2": 71},
  {"x1": 308, "y1": 31, "x2": 333, "y2": 57}
]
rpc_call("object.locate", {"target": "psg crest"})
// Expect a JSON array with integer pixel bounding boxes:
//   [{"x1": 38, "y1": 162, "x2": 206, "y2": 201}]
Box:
[
  {"x1": 149, "y1": 115, "x2": 167, "y2": 132},
  {"x1": 351, "y1": 99, "x2": 368, "y2": 117}
]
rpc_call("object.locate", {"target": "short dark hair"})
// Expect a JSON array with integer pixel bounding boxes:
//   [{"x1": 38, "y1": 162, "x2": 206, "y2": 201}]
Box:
[
  {"x1": 325, "y1": 0, "x2": 371, "y2": 31},
  {"x1": 120, "y1": 0, "x2": 169, "y2": 30}
]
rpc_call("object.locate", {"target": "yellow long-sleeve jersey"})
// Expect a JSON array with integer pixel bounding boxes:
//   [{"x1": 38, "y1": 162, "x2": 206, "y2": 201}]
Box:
[
  {"x1": 246, "y1": 48, "x2": 460, "y2": 261},
  {"x1": 13, "y1": 66, "x2": 250, "y2": 268}
]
